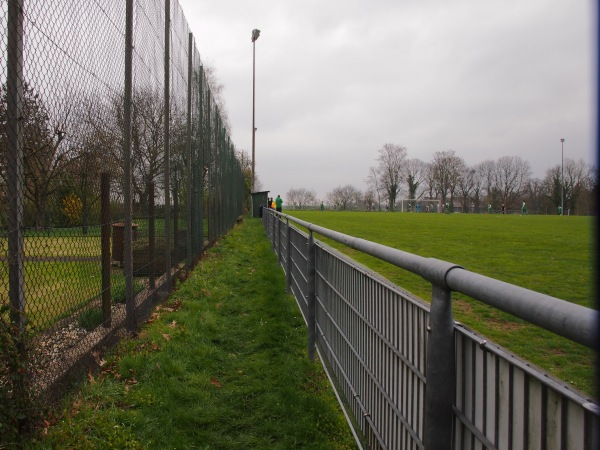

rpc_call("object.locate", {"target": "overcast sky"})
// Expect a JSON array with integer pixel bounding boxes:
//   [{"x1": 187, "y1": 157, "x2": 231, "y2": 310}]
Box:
[{"x1": 178, "y1": 0, "x2": 596, "y2": 201}]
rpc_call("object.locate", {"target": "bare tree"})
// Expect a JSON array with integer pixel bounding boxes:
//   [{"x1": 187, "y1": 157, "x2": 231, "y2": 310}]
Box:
[
  {"x1": 366, "y1": 166, "x2": 386, "y2": 211},
  {"x1": 457, "y1": 166, "x2": 476, "y2": 212},
  {"x1": 405, "y1": 158, "x2": 428, "y2": 201},
  {"x1": 541, "y1": 166, "x2": 562, "y2": 213},
  {"x1": 424, "y1": 163, "x2": 437, "y2": 200},
  {"x1": 236, "y1": 148, "x2": 252, "y2": 195},
  {"x1": 68, "y1": 96, "x2": 119, "y2": 232},
  {"x1": 526, "y1": 177, "x2": 546, "y2": 214},
  {"x1": 543, "y1": 159, "x2": 595, "y2": 214},
  {"x1": 477, "y1": 160, "x2": 498, "y2": 209},
  {"x1": 374, "y1": 143, "x2": 407, "y2": 211},
  {"x1": 286, "y1": 187, "x2": 317, "y2": 210},
  {"x1": 327, "y1": 185, "x2": 362, "y2": 210},
  {"x1": 493, "y1": 155, "x2": 531, "y2": 209},
  {"x1": 430, "y1": 150, "x2": 464, "y2": 206},
  {"x1": 0, "y1": 83, "x2": 79, "y2": 229},
  {"x1": 364, "y1": 189, "x2": 377, "y2": 211},
  {"x1": 203, "y1": 63, "x2": 231, "y2": 133},
  {"x1": 131, "y1": 88, "x2": 167, "y2": 209}
]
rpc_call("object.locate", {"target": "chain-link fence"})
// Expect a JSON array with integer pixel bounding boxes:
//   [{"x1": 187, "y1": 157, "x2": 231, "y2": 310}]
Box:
[{"x1": 0, "y1": 0, "x2": 246, "y2": 420}]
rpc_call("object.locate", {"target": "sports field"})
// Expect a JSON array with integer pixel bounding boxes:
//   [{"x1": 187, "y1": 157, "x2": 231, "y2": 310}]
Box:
[{"x1": 287, "y1": 210, "x2": 596, "y2": 397}]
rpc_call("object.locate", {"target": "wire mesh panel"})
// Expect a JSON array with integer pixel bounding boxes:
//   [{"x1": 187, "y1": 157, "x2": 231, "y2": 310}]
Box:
[
  {"x1": 288, "y1": 225, "x2": 309, "y2": 321},
  {"x1": 315, "y1": 243, "x2": 428, "y2": 449},
  {"x1": 454, "y1": 324, "x2": 600, "y2": 450},
  {"x1": 0, "y1": 0, "x2": 246, "y2": 408}
]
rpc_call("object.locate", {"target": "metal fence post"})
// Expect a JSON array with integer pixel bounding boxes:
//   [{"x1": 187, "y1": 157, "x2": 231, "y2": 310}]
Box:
[
  {"x1": 6, "y1": 0, "x2": 25, "y2": 333},
  {"x1": 197, "y1": 66, "x2": 204, "y2": 256},
  {"x1": 163, "y1": 0, "x2": 172, "y2": 292},
  {"x1": 286, "y1": 218, "x2": 292, "y2": 294},
  {"x1": 307, "y1": 230, "x2": 316, "y2": 362},
  {"x1": 186, "y1": 32, "x2": 193, "y2": 269},
  {"x1": 124, "y1": 0, "x2": 136, "y2": 332},
  {"x1": 424, "y1": 284, "x2": 455, "y2": 450},
  {"x1": 100, "y1": 173, "x2": 111, "y2": 327}
]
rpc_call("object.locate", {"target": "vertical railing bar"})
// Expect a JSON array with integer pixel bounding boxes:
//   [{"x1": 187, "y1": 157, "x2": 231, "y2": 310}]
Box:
[
  {"x1": 482, "y1": 345, "x2": 488, "y2": 443},
  {"x1": 495, "y1": 353, "x2": 500, "y2": 448},
  {"x1": 277, "y1": 215, "x2": 282, "y2": 267},
  {"x1": 523, "y1": 373, "x2": 530, "y2": 450},
  {"x1": 508, "y1": 364, "x2": 514, "y2": 450}
]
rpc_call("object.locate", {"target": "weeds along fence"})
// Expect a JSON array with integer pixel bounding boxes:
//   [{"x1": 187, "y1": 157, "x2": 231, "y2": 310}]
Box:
[
  {"x1": 0, "y1": 0, "x2": 245, "y2": 408},
  {"x1": 261, "y1": 209, "x2": 600, "y2": 450}
]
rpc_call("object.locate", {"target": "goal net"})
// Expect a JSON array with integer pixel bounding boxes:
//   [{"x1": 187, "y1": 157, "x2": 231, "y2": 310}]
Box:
[{"x1": 396, "y1": 199, "x2": 442, "y2": 213}]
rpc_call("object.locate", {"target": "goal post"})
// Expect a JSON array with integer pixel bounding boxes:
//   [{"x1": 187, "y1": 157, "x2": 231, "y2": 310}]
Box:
[{"x1": 396, "y1": 199, "x2": 442, "y2": 213}]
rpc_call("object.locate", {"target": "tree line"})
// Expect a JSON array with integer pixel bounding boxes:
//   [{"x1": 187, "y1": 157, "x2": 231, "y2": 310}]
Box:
[
  {"x1": 287, "y1": 144, "x2": 596, "y2": 214},
  {"x1": 0, "y1": 65, "x2": 255, "y2": 231}
]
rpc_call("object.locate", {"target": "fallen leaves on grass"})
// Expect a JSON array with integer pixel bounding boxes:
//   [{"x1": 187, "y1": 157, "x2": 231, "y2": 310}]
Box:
[{"x1": 210, "y1": 378, "x2": 222, "y2": 388}]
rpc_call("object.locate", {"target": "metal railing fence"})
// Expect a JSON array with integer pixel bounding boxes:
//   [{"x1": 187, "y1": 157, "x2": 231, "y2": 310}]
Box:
[
  {"x1": 0, "y1": 0, "x2": 245, "y2": 406},
  {"x1": 262, "y1": 208, "x2": 599, "y2": 450}
]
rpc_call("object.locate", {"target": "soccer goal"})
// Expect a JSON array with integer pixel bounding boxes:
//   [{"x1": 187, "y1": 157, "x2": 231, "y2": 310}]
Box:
[{"x1": 396, "y1": 199, "x2": 442, "y2": 213}]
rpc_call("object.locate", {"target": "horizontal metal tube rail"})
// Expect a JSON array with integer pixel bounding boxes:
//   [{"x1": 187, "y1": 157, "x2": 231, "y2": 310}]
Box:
[{"x1": 273, "y1": 211, "x2": 597, "y2": 349}]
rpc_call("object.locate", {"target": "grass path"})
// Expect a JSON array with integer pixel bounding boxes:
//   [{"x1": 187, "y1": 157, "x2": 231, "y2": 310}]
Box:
[{"x1": 27, "y1": 219, "x2": 356, "y2": 449}]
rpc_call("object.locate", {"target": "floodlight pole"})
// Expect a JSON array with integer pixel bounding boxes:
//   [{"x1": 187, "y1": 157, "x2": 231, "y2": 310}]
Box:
[
  {"x1": 560, "y1": 138, "x2": 565, "y2": 215},
  {"x1": 251, "y1": 29, "x2": 260, "y2": 192}
]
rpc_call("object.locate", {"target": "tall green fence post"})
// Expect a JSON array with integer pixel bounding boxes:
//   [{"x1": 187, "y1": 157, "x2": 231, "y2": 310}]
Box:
[{"x1": 6, "y1": 0, "x2": 25, "y2": 333}]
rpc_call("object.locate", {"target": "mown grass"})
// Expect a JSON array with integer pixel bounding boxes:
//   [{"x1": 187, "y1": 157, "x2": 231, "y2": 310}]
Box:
[
  {"x1": 288, "y1": 211, "x2": 597, "y2": 397},
  {"x1": 0, "y1": 261, "x2": 136, "y2": 331},
  {"x1": 0, "y1": 218, "x2": 209, "y2": 330},
  {"x1": 24, "y1": 219, "x2": 356, "y2": 449}
]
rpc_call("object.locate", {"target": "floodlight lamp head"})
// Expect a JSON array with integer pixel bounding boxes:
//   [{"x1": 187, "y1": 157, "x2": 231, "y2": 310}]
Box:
[
  {"x1": 560, "y1": 138, "x2": 565, "y2": 143},
  {"x1": 252, "y1": 29, "x2": 261, "y2": 42}
]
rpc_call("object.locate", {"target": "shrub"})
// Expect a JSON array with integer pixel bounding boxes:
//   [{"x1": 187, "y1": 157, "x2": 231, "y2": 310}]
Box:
[
  {"x1": 61, "y1": 192, "x2": 83, "y2": 226},
  {"x1": 0, "y1": 305, "x2": 37, "y2": 446}
]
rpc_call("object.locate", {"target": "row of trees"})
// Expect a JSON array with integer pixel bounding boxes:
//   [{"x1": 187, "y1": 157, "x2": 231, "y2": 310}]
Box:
[
  {"x1": 0, "y1": 65, "x2": 254, "y2": 231},
  {"x1": 287, "y1": 144, "x2": 596, "y2": 214}
]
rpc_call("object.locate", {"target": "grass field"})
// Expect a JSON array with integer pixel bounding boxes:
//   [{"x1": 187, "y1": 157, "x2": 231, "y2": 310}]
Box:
[
  {"x1": 24, "y1": 220, "x2": 356, "y2": 449},
  {"x1": 0, "y1": 219, "x2": 205, "y2": 330},
  {"x1": 287, "y1": 210, "x2": 597, "y2": 397}
]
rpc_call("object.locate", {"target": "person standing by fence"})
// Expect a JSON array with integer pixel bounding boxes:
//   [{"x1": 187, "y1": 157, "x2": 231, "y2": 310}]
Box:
[{"x1": 275, "y1": 195, "x2": 283, "y2": 212}]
